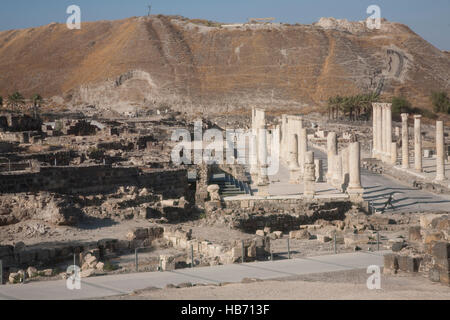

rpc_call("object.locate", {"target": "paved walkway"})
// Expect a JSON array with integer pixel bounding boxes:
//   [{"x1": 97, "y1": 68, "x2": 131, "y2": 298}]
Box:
[
  {"x1": 0, "y1": 251, "x2": 387, "y2": 300},
  {"x1": 247, "y1": 146, "x2": 450, "y2": 213}
]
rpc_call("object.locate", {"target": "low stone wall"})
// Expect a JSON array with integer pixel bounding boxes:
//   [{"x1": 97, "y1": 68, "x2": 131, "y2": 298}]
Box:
[
  {"x1": 384, "y1": 214, "x2": 450, "y2": 286},
  {"x1": 163, "y1": 226, "x2": 270, "y2": 265},
  {"x1": 0, "y1": 114, "x2": 42, "y2": 132},
  {"x1": 0, "y1": 165, "x2": 188, "y2": 197},
  {"x1": 221, "y1": 198, "x2": 353, "y2": 233}
]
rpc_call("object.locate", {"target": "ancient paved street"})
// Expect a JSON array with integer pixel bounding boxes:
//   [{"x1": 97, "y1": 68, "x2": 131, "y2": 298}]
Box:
[
  {"x1": 0, "y1": 251, "x2": 387, "y2": 300},
  {"x1": 252, "y1": 147, "x2": 450, "y2": 213}
]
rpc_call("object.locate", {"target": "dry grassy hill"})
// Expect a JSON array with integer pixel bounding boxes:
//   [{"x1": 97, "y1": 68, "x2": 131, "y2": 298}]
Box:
[{"x1": 0, "y1": 15, "x2": 449, "y2": 114}]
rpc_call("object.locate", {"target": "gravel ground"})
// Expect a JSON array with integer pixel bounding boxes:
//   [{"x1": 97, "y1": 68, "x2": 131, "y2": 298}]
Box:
[{"x1": 106, "y1": 269, "x2": 450, "y2": 300}]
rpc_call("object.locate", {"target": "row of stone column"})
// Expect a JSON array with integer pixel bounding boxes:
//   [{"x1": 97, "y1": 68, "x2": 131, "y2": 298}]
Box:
[
  {"x1": 372, "y1": 103, "x2": 393, "y2": 162},
  {"x1": 401, "y1": 114, "x2": 446, "y2": 181},
  {"x1": 326, "y1": 132, "x2": 364, "y2": 199}
]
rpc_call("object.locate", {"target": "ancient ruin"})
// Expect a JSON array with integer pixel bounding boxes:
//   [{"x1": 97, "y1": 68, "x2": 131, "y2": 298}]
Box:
[{"x1": 0, "y1": 7, "x2": 449, "y2": 302}]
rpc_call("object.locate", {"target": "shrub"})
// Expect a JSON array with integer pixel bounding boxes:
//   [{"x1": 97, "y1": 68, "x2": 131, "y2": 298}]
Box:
[
  {"x1": 431, "y1": 91, "x2": 450, "y2": 114},
  {"x1": 391, "y1": 96, "x2": 413, "y2": 115}
]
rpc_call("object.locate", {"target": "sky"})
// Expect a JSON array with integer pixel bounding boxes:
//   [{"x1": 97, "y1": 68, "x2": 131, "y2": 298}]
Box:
[{"x1": 0, "y1": 0, "x2": 449, "y2": 50}]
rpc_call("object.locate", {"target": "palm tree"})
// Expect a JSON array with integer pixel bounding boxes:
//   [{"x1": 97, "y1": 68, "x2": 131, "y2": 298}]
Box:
[
  {"x1": 327, "y1": 95, "x2": 344, "y2": 120},
  {"x1": 6, "y1": 92, "x2": 25, "y2": 109}
]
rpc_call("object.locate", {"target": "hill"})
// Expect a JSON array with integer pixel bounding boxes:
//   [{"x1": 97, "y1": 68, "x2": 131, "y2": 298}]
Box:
[{"x1": 0, "y1": 15, "x2": 449, "y2": 114}]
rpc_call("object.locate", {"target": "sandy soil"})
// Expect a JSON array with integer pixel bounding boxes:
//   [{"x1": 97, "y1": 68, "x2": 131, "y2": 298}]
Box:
[{"x1": 106, "y1": 269, "x2": 450, "y2": 300}]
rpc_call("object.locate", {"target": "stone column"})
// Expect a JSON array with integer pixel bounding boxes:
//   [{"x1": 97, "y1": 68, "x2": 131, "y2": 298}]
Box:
[
  {"x1": 299, "y1": 128, "x2": 307, "y2": 176},
  {"x1": 372, "y1": 104, "x2": 378, "y2": 157},
  {"x1": 332, "y1": 154, "x2": 343, "y2": 190},
  {"x1": 267, "y1": 129, "x2": 272, "y2": 156},
  {"x1": 390, "y1": 142, "x2": 397, "y2": 165},
  {"x1": 386, "y1": 104, "x2": 392, "y2": 162},
  {"x1": 257, "y1": 127, "x2": 269, "y2": 186},
  {"x1": 326, "y1": 132, "x2": 337, "y2": 182},
  {"x1": 376, "y1": 104, "x2": 383, "y2": 160},
  {"x1": 250, "y1": 130, "x2": 259, "y2": 178},
  {"x1": 288, "y1": 133, "x2": 299, "y2": 170},
  {"x1": 381, "y1": 105, "x2": 386, "y2": 158},
  {"x1": 315, "y1": 159, "x2": 324, "y2": 183},
  {"x1": 414, "y1": 115, "x2": 422, "y2": 172},
  {"x1": 289, "y1": 133, "x2": 301, "y2": 184},
  {"x1": 303, "y1": 151, "x2": 316, "y2": 198},
  {"x1": 342, "y1": 147, "x2": 350, "y2": 191},
  {"x1": 281, "y1": 115, "x2": 288, "y2": 161},
  {"x1": 436, "y1": 121, "x2": 446, "y2": 181},
  {"x1": 347, "y1": 142, "x2": 364, "y2": 199},
  {"x1": 401, "y1": 113, "x2": 409, "y2": 169}
]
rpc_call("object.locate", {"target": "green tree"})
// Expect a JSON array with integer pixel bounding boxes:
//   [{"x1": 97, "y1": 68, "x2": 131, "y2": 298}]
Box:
[
  {"x1": 359, "y1": 92, "x2": 380, "y2": 120},
  {"x1": 6, "y1": 91, "x2": 25, "y2": 109},
  {"x1": 327, "y1": 95, "x2": 344, "y2": 119},
  {"x1": 392, "y1": 96, "x2": 413, "y2": 116},
  {"x1": 431, "y1": 91, "x2": 450, "y2": 114}
]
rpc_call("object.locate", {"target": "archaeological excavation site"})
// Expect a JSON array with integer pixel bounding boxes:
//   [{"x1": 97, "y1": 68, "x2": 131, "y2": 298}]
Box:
[{"x1": 0, "y1": 4, "x2": 449, "y2": 302}]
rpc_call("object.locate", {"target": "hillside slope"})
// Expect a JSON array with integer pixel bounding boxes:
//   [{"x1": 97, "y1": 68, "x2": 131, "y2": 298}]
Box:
[{"x1": 0, "y1": 15, "x2": 449, "y2": 114}]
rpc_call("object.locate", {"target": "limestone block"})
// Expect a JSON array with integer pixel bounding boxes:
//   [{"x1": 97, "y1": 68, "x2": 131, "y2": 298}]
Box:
[
  {"x1": 207, "y1": 184, "x2": 221, "y2": 201},
  {"x1": 384, "y1": 253, "x2": 399, "y2": 274},
  {"x1": 160, "y1": 255, "x2": 176, "y2": 271},
  {"x1": 408, "y1": 226, "x2": 422, "y2": 242},
  {"x1": 289, "y1": 230, "x2": 311, "y2": 240}
]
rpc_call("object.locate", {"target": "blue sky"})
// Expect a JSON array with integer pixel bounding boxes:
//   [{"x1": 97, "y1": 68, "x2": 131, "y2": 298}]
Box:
[{"x1": 0, "y1": 0, "x2": 449, "y2": 50}]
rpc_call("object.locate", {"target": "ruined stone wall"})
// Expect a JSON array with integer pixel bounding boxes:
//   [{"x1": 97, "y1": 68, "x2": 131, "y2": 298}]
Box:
[
  {"x1": 163, "y1": 226, "x2": 270, "y2": 265},
  {"x1": 0, "y1": 165, "x2": 188, "y2": 197},
  {"x1": 384, "y1": 214, "x2": 450, "y2": 286},
  {"x1": 0, "y1": 114, "x2": 42, "y2": 132},
  {"x1": 219, "y1": 198, "x2": 354, "y2": 233}
]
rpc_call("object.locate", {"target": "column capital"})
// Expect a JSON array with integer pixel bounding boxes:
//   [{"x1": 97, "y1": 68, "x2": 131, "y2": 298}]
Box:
[
  {"x1": 414, "y1": 114, "x2": 422, "y2": 120},
  {"x1": 401, "y1": 113, "x2": 409, "y2": 120}
]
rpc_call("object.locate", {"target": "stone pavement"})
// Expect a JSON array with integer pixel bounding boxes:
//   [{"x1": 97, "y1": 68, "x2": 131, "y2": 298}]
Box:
[{"x1": 0, "y1": 251, "x2": 388, "y2": 300}]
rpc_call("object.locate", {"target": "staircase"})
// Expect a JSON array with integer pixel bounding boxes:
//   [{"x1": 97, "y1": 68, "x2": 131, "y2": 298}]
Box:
[{"x1": 209, "y1": 173, "x2": 252, "y2": 197}]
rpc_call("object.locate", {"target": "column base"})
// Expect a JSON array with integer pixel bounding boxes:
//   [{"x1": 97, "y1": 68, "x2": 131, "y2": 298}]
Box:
[
  {"x1": 303, "y1": 192, "x2": 315, "y2": 199},
  {"x1": 257, "y1": 176, "x2": 270, "y2": 186},
  {"x1": 289, "y1": 168, "x2": 301, "y2": 184},
  {"x1": 347, "y1": 187, "x2": 364, "y2": 200}
]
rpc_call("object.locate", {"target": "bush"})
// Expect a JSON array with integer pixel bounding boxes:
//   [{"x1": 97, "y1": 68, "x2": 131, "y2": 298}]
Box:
[
  {"x1": 391, "y1": 96, "x2": 413, "y2": 115},
  {"x1": 431, "y1": 91, "x2": 450, "y2": 114},
  {"x1": 103, "y1": 261, "x2": 119, "y2": 272}
]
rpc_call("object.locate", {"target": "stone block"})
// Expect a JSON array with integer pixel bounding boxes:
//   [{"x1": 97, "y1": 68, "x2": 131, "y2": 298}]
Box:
[
  {"x1": 384, "y1": 253, "x2": 398, "y2": 274},
  {"x1": 429, "y1": 268, "x2": 440, "y2": 282},
  {"x1": 255, "y1": 230, "x2": 265, "y2": 237},
  {"x1": 408, "y1": 226, "x2": 422, "y2": 242},
  {"x1": 420, "y1": 214, "x2": 440, "y2": 229},
  {"x1": 160, "y1": 255, "x2": 175, "y2": 271},
  {"x1": 432, "y1": 241, "x2": 450, "y2": 261},
  {"x1": 273, "y1": 231, "x2": 283, "y2": 239},
  {"x1": 391, "y1": 242, "x2": 405, "y2": 252},
  {"x1": 126, "y1": 228, "x2": 148, "y2": 241},
  {"x1": 398, "y1": 255, "x2": 422, "y2": 273},
  {"x1": 289, "y1": 230, "x2": 311, "y2": 240},
  {"x1": 424, "y1": 232, "x2": 444, "y2": 244},
  {"x1": 317, "y1": 235, "x2": 332, "y2": 243}
]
